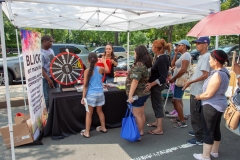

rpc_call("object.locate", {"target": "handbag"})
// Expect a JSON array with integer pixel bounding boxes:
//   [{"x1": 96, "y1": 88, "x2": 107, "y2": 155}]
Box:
[
  {"x1": 120, "y1": 103, "x2": 140, "y2": 142},
  {"x1": 224, "y1": 100, "x2": 240, "y2": 130},
  {"x1": 175, "y1": 64, "x2": 194, "y2": 87}
]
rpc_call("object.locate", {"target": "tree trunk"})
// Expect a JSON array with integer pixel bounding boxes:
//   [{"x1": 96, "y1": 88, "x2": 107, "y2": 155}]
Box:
[
  {"x1": 50, "y1": 29, "x2": 54, "y2": 39},
  {"x1": 114, "y1": 32, "x2": 119, "y2": 45},
  {"x1": 168, "y1": 26, "x2": 173, "y2": 43}
]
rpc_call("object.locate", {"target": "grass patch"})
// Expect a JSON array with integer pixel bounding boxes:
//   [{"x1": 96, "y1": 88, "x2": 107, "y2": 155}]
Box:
[{"x1": 0, "y1": 53, "x2": 18, "y2": 58}]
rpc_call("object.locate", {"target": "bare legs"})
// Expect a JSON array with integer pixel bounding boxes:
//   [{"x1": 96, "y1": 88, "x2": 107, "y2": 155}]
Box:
[
  {"x1": 201, "y1": 141, "x2": 220, "y2": 159},
  {"x1": 172, "y1": 98, "x2": 185, "y2": 122},
  {"x1": 82, "y1": 106, "x2": 106, "y2": 137},
  {"x1": 132, "y1": 102, "x2": 146, "y2": 135}
]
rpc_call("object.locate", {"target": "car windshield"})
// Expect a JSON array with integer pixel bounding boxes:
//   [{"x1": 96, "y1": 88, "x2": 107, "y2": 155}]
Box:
[{"x1": 217, "y1": 46, "x2": 231, "y2": 53}]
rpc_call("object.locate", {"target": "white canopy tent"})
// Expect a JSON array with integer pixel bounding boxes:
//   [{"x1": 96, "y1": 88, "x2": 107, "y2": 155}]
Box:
[
  {"x1": 0, "y1": 0, "x2": 220, "y2": 159},
  {"x1": 2, "y1": 0, "x2": 220, "y2": 31}
]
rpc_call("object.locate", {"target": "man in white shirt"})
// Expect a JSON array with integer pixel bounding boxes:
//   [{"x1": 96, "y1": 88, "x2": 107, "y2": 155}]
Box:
[{"x1": 183, "y1": 37, "x2": 211, "y2": 145}]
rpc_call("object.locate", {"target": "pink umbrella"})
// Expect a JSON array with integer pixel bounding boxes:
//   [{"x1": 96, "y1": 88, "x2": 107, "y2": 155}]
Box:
[{"x1": 187, "y1": 6, "x2": 240, "y2": 37}]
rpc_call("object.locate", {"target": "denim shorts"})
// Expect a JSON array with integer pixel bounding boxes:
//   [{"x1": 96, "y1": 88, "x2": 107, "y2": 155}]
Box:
[
  {"x1": 173, "y1": 85, "x2": 184, "y2": 100},
  {"x1": 132, "y1": 95, "x2": 150, "y2": 107},
  {"x1": 86, "y1": 93, "x2": 105, "y2": 107}
]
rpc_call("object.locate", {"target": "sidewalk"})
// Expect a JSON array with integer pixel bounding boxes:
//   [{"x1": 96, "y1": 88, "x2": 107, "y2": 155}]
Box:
[{"x1": 0, "y1": 83, "x2": 28, "y2": 109}]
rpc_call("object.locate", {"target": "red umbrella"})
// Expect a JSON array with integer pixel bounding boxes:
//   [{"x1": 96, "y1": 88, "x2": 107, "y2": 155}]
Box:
[{"x1": 187, "y1": 6, "x2": 240, "y2": 37}]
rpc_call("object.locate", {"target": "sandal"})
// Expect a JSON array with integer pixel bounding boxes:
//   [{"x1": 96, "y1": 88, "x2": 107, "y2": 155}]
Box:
[
  {"x1": 173, "y1": 122, "x2": 187, "y2": 128},
  {"x1": 80, "y1": 130, "x2": 90, "y2": 138},
  {"x1": 170, "y1": 118, "x2": 180, "y2": 123},
  {"x1": 96, "y1": 126, "x2": 107, "y2": 133}
]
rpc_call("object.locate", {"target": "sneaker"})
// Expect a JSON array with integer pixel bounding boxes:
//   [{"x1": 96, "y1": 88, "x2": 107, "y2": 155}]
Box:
[
  {"x1": 188, "y1": 131, "x2": 195, "y2": 137},
  {"x1": 187, "y1": 138, "x2": 203, "y2": 145},
  {"x1": 193, "y1": 154, "x2": 211, "y2": 160},
  {"x1": 210, "y1": 152, "x2": 219, "y2": 158},
  {"x1": 169, "y1": 110, "x2": 177, "y2": 115},
  {"x1": 166, "y1": 112, "x2": 178, "y2": 117}
]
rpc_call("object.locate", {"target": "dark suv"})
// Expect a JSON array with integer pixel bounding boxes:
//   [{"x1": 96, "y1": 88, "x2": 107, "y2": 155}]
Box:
[{"x1": 0, "y1": 43, "x2": 89, "y2": 85}]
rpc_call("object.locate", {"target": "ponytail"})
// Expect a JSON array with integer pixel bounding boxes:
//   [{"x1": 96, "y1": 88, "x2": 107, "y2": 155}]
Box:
[{"x1": 85, "y1": 53, "x2": 98, "y2": 87}]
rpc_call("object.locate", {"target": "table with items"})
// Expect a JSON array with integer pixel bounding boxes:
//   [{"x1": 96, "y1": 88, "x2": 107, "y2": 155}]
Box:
[{"x1": 44, "y1": 85, "x2": 127, "y2": 139}]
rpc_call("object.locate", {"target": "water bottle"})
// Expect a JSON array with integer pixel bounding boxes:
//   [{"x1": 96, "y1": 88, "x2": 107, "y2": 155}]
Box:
[
  {"x1": 133, "y1": 95, "x2": 138, "y2": 100},
  {"x1": 126, "y1": 95, "x2": 138, "y2": 102}
]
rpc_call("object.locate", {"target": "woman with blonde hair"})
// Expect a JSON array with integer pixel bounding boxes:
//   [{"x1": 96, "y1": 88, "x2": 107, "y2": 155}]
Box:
[{"x1": 145, "y1": 39, "x2": 171, "y2": 135}]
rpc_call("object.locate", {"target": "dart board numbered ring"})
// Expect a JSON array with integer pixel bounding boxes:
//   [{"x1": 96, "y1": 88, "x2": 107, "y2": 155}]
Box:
[{"x1": 50, "y1": 52, "x2": 84, "y2": 85}]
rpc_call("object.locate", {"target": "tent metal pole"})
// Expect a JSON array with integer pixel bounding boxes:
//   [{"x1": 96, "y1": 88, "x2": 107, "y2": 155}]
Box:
[
  {"x1": 0, "y1": 3, "x2": 16, "y2": 159},
  {"x1": 215, "y1": 36, "x2": 219, "y2": 49},
  {"x1": 127, "y1": 22, "x2": 130, "y2": 71},
  {"x1": 15, "y1": 29, "x2": 28, "y2": 111}
]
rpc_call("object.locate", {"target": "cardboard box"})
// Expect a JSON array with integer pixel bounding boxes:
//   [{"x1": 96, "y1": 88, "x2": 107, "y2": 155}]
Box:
[{"x1": 0, "y1": 114, "x2": 33, "y2": 148}]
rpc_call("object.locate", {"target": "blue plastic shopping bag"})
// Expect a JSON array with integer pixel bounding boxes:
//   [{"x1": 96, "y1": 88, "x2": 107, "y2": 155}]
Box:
[{"x1": 120, "y1": 103, "x2": 140, "y2": 142}]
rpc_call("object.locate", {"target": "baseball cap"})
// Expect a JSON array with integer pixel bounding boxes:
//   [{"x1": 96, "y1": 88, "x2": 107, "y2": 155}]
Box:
[
  {"x1": 175, "y1": 40, "x2": 191, "y2": 49},
  {"x1": 41, "y1": 35, "x2": 55, "y2": 42},
  {"x1": 192, "y1": 37, "x2": 210, "y2": 45}
]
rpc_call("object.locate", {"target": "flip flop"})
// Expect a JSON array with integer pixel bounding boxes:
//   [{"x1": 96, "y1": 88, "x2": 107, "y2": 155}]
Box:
[
  {"x1": 147, "y1": 130, "x2": 164, "y2": 135},
  {"x1": 80, "y1": 130, "x2": 90, "y2": 138},
  {"x1": 146, "y1": 123, "x2": 157, "y2": 127},
  {"x1": 96, "y1": 126, "x2": 107, "y2": 133}
]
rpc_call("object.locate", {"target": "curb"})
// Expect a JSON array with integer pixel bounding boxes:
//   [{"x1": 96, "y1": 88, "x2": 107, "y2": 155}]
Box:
[{"x1": 0, "y1": 98, "x2": 28, "y2": 109}]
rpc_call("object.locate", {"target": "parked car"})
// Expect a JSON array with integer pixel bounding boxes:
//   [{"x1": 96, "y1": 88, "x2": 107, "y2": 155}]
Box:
[
  {"x1": 114, "y1": 56, "x2": 135, "y2": 71},
  {"x1": 91, "y1": 46, "x2": 127, "y2": 59},
  {"x1": 211, "y1": 44, "x2": 239, "y2": 66},
  {"x1": 0, "y1": 43, "x2": 90, "y2": 85},
  {"x1": 190, "y1": 49, "x2": 200, "y2": 60}
]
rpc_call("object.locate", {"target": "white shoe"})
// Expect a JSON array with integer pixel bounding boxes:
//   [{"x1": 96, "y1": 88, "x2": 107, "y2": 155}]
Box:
[
  {"x1": 210, "y1": 152, "x2": 219, "y2": 158},
  {"x1": 193, "y1": 154, "x2": 211, "y2": 160}
]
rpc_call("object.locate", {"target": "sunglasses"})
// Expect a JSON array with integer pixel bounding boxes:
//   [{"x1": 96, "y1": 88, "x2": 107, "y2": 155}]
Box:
[{"x1": 177, "y1": 44, "x2": 185, "y2": 47}]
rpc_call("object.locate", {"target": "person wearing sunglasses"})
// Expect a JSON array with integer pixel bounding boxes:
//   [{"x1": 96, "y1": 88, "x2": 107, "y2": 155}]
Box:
[{"x1": 169, "y1": 40, "x2": 191, "y2": 128}]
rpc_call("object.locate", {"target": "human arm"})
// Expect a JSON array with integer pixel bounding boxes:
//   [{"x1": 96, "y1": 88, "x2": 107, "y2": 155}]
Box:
[
  {"x1": 234, "y1": 63, "x2": 240, "y2": 85},
  {"x1": 195, "y1": 72, "x2": 221, "y2": 100},
  {"x1": 127, "y1": 79, "x2": 139, "y2": 103},
  {"x1": 81, "y1": 69, "x2": 89, "y2": 105},
  {"x1": 99, "y1": 56, "x2": 110, "y2": 74},
  {"x1": 111, "y1": 58, "x2": 118, "y2": 67},
  {"x1": 182, "y1": 70, "x2": 209, "y2": 90},
  {"x1": 42, "y1": 69, "x2": 55, "y2": 88},
  {"x1": 171, "y1": 48, "x2": 178, "y2": 67}
]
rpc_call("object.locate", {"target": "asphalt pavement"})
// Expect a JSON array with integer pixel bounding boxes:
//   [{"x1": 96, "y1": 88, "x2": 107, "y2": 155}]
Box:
[{"x1": 0, "y1": 83, "x2": 240, "y2": 160}]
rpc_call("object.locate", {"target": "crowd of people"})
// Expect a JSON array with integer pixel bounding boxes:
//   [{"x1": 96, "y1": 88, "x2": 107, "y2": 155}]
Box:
[{"x1": 41, "y1": 34, "x2": 238, "y2": 160}]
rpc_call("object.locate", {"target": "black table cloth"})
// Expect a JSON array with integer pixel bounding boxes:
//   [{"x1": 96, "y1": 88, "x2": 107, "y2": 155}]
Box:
[{"x1": 44, "y1": 87, "x2": 127, "y2": 139}]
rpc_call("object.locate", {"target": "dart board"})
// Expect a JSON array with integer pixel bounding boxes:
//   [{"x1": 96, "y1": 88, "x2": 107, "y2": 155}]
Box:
[{"x1": 50, "y1": 52, "x2": 84, "y2": 85}]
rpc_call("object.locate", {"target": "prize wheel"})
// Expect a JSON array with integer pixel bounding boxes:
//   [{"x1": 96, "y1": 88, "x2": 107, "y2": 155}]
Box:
[{"x1": 50, "y1": 52, "x2": 84, "y2": 85}]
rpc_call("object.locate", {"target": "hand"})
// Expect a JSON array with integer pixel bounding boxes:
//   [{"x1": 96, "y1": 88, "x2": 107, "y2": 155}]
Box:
[
  {"x1": 195, "y1": 95, "x2": 200, "y2": 100},
  {"x1": 111, "y1": 59, "x2": 115, "y2": 63},
  {"x1": 182, "y1": 81, "x2": 191, "y2": 90},
  {"x1": 48, "y1": 79, "x2": 55, "y2": 88},
  {"x1": 145, "y1": 83, "x2": 152, "y2": 91},
  {"x1": 81, "y1": 98, "x2": 85, "y2": 105},
  {"x1": 174, "y1": 48, "x2": 178, "y2": 54},
  {"x1": 169, "y1": 78, "x2": 175, "y2": 83},
  {"x1": 127, "y1": 96, "x2": 134, "y2": 103},
  {"x1": 101, "y1": 55, "x2": 106, "y2": 63},
  {"x1": 233, "y1": 63, "x2": 240, "y2": 75}
]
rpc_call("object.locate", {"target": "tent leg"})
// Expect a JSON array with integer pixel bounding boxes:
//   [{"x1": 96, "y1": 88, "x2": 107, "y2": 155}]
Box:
[
  {"x1": 215, "y1": 36, "x2": 219, "y2": 49},
  {"x1": 15, "y1": 29, "x2": 28, "y2": 111},
  {"x1": 0, "y1": 3, "x2": 16, "y2": 159},
  {"x1": 127, "y1": 22, "x2": 130, "y2": 71}
]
